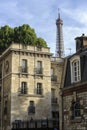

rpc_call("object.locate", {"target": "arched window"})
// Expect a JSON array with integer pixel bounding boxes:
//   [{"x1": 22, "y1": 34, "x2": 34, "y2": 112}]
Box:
[
  {"x1": 72, "y1": 101, "x2": 81, "y2": 119},
  {"x1": 70, "y1": 56, "x2": 81, "y2": 83},
  {"x1": 72, "y1": 60, "x2": 80, "y2": 82},
  {"x1": 74, "y1": 102, "x2": 81, "y2": 117},
  {"x1": 28, "y1": 101, "x2": 35, "y2": 114}
]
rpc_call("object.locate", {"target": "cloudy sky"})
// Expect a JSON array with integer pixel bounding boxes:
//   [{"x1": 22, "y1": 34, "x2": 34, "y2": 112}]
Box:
[{"x1": 0, "y1": 0, "x2": 87, "y2": 56}]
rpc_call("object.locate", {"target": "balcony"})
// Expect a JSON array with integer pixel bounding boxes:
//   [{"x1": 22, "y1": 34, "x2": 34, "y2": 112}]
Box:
[
  {"x1": 51, "y1": 75, "x2": 57, "y2": 82},
  {"x1": 51, "y1": 98, "x2": 58, "y2": 104},
  {"x1": 19, "y1": 66, "x2": 28, "y2": 74},
  {"x1": 18, "y1": 87, "x2": 28, "y2": 95},
  {"x1": 35, "y1": 68, "x2": 43, "y2": 75}
]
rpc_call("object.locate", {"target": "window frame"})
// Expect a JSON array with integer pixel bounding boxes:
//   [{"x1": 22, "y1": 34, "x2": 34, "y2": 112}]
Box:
[
  {"x1": 71, "y1": 101, "x2": 81, "y2": 119},
  {"x1": 21, "y1": 82, "x2": 27, "y2": 94},
  {"x1": 51, "y1": 67, "x2": 54, "y2": 76},
  {"x1": 36, "y1": 61, "x2": 43, "y2": 74},
  {"x1": 37, "y1": 83, "x2": 42, "y2": 95},
  {"x1": 37, "y1": 61, "x2": 42, "y2": 69},
  {"x1": 28, "y1": 101, "x2": 35, "y2": 114},
  {"x1": 70, "y1": 56, "x2": 81, "y2": 83},
  {"x1": 22, "y1": 59, "x2": 27, "y2": 73}
]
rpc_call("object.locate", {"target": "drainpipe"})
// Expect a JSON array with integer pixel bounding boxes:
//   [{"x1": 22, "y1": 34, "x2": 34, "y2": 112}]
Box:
[
  {"x1": 59, "y1": 88, "x2": 63, "y2": 130},
  {"x1": 34, "y1": 46, "x2": 36, "y2": 95},
  {"x1": 1, "y1": 60, "x2": 4, "y2": 130}
]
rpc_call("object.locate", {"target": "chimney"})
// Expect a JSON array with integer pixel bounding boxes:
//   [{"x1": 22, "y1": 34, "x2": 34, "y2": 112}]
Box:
[{"x1": 75, "y1": 34, "x2": 87, "y2": 52}]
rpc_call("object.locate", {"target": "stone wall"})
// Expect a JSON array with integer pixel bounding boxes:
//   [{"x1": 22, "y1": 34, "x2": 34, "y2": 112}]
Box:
[
  {"x1": 11, "y1": 47, "x2": 52, "y2": 122},
  {"x1": 63, "y1": 91, "x2": 87, "y2": 130}
]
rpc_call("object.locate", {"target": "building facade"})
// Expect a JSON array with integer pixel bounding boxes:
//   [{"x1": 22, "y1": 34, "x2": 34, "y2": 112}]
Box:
[
  {"x1": 0, "y1": 43, "x2": 64, "y2": 130},
  {"x1": 61, "y1": 34, "x2": 87, "y2": 130}
]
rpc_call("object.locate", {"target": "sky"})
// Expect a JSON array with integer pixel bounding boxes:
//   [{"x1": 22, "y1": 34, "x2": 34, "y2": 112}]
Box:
[{"x1": 0, "y1": 0, "x2": 87, "y2": 56}]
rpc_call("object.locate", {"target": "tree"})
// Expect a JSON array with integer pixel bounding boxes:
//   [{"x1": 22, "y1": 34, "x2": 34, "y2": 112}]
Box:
[
  {"x1": 0, "y1": 24, "x2": 47, "y2": 54},
  {"x1": 35, "y1": 37, "x2": 47, "y2": 47},
  {"x1": 0, "y1": 25, "x2": 14, "y2": 52},
  {"x1": 14, "y1": 24, "x2": 37, "y2": 45}
]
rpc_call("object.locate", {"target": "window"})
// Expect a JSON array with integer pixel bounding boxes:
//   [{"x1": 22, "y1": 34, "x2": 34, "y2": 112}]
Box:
[
  {"x1": 21, "y1": 82, "x2": 27, "y2": 94},
  {"x1": 36, "y1": 61, "x2": 42, "y2": 74},
  {"x1": 71, "y1": 101, "x2": 81, "y2": 119},
  {"x1": 37, "y1": 61, "x2": 42, "y2": 68},
  {"x1": 22, "y1": 59, "x2": 27, "y2": 73},
  {"x1": 51, "y1": 89, "x2": 57, "y2": 103},
  {"x1": 51, "y1": 68, "x2": 57, "y2": 81},
  {"x1": 28, "y1": 101, "x2": 35, "y2": 114},
  {"x1": 51, "y1": 89, "x2": 55, "y2": 98},
  {"x1": 0, "y1": 64, "x2": 2, "y2": 78},
  {"x1": 70, "y1": 56, "x2": 81, "y2": 83},
  {"x1": 52, "y1": 111, "x2": 59, "y2": 119},
  {"x1": 72, "y1": 60, "x2": 80, "y2": 82},
  {"x1": 4, "y1": 100, "x2": 7, "y2": 115},
  {"x1": 51, "y1": 68, "x2": 54, "y2": 76},
  {"x1": 37, "y1": 83, "x2": 42, "y2": 95}
]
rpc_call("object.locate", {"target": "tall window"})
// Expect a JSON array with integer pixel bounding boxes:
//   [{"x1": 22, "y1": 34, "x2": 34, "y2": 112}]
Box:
[
  {"x1": 51, "y1": 68, "x2": 57, "y2": 81},
  {"x1": 71, "y1": 57, "x2": 81, "y2": 83},
  {"x1": 52, "y1": 111, "x2": 59, "y2": 119},
  {"x1": 22, "y1": 59, "x2": 27, "y2": 73},
  {"x1": 28, "y1": 101, "x2": 35, "y2": 114},
  {"x1": 72, "y1": 60, "x2": 80, "y2": 82},
  {"x1": 51, "y1": 68, "x2": 54, "y2": 76},
  {"x1": 0, "y1": 86, "x2": 1, "y2": 102},
  {"x1": 71, "y1": 101, "x2": 81, "y2": 119},
  {"x1": 0, "y1": 64, "x2": 2, "y2": 78},
  {"x1": 36, "y1": 61, "x2": 42, "y2": 74},
  {"x1": 21, "y1": 82, "x2": 27, "y2": 94},
  {"x1": 51, "y1": 88, "x2": 55, "y2": 98},
  {"x1": 4, "y1": 100, "x2": 7, "y2": 115},
  {"x1": 37, "y1": 83, "x2": 42, "y2": 95},
  {"x1": 51, "y1": 89, "x2": 57, "y2": 103}
]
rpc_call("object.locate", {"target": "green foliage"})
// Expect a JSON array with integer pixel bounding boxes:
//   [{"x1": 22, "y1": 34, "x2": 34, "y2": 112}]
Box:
[
  {"x1": 0, "y1": 24, "x2": 47, "y2": 54},
  {"x1": 0, "y1": 25, "x2": 14, "y2": 52},
  {"x1": 35, "y1": 37, "x2": 47, "y2": 47},
  {"x1": 14, "y1": 24, "x2": 37, "y2": 45}
]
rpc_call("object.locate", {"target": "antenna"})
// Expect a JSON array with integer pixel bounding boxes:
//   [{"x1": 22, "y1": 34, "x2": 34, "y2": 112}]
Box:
[
  {"x1": 58, "y1": 8, "x2": 60, "y2": 18},
  {"x1": 66, "y1": 48, "x2": 72, "y2": 54}
]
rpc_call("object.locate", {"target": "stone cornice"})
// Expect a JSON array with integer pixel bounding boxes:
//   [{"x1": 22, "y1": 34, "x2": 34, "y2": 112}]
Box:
[
  {"x1": 63, "y1": 81, "x2": 87, "y2": 96},
  {"x1": 0, "y1": 47, "x2": 53, "y2": 61}
]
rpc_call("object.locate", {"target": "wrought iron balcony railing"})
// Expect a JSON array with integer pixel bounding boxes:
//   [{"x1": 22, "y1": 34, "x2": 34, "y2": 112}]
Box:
[
  {"x1": 35, "y1": 68, "x2": 43, "y2": 75},
  {"x1": 19, "y1": 66, "x2": 28, "y2": 73},
  {"x1": 18, "y1": 87, "x2": 28, "y2": 95},
  {"x1": 35, "y1": 88, "x2": 43, "y2": 95}
]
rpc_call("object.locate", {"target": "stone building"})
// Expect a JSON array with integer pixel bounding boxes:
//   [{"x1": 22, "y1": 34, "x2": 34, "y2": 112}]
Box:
[
  {"x1": 51, "y1": 57, "x2": 64, "y2": 121},
  {"x1": 0, "y1": 42, "x2": 64, "y2": 130},
  {"x1": 61, "y1": 34, "x2": 87, "y2": 130}
]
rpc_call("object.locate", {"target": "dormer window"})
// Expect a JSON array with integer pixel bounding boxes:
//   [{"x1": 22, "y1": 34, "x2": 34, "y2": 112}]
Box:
[{"x1": 70, "y1": 56, "x2": 81, "y2": 83}]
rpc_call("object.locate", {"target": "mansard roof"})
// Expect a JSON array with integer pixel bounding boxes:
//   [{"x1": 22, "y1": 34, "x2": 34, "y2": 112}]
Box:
[{"x1": 63, "y1": 47, "x2": 87, "y2": 88}]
